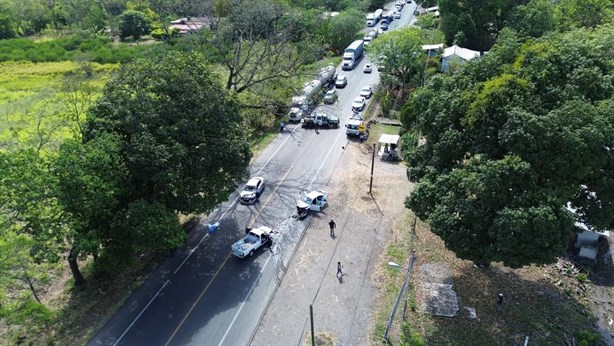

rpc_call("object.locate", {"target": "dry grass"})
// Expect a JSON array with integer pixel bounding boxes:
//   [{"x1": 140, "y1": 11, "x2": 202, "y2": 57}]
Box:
[{"x1": 371, "y1": 212, "x2": 600, "y2": 345}]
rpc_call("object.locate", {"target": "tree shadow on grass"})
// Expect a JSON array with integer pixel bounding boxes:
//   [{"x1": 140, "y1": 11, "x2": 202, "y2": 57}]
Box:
[{"x1": 404, "y1": 263, "x2": 601, "y2": 346}]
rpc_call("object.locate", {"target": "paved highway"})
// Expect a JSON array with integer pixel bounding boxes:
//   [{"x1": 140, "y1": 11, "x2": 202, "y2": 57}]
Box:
[{"x1": 89, "y1": 2, "x2": 417, "y2": 345}]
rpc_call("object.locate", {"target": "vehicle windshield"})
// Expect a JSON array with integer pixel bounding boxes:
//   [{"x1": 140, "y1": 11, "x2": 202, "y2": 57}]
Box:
[
  {"x1": 244, "y1": 234, "x2": 259, "y2": 243},
  {"x1": 244, "y1": 185, "x2": 256, "y2": 191},
  {"x1": 301, "y1": 194, "x2": 313, "y2": 204}
]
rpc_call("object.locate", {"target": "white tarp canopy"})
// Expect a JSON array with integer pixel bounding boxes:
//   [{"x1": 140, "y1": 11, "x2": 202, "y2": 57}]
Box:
[{"x1": 378, "y1": 134, "x2": 400, "y2": 145}]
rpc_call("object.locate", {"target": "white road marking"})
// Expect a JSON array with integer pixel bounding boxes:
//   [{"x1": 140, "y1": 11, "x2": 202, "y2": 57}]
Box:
[
  {"x1": 113, "y1": 279, "x2": 170, "y2": 346},
  {"x1": 308, "y1": 127, "x2": 346, "y2": 190},
  {"x1": 218, "y1": 254, "x2": 272, "y2": 346},
  {"x1": 112, "y1": 129, "x2": 297, "y2": 342}
]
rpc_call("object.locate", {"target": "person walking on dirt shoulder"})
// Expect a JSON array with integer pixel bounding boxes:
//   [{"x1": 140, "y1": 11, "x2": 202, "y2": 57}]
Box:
[
  {"x1": 496, "y1": 293, "x2": 504, "y2": 312},
  {"x1": 280, "y1": 121, "x2": 285, "y2": 133},
  {"x1": 337, "y1": 262, "x2": 343, "y2": 278},
  {"x1": 329, "y1": 220, "x2": 336, "y2": 236}
]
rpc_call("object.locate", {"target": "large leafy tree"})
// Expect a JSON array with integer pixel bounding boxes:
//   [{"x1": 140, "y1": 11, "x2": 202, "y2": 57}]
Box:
[
  {"x1": 439, "y1": 0, "x2": 527, "y2": 51},
  {"x1": 52, "y1": 133, "x2": 128, "y2": 283},
  {"x1": 0, "y1": 149, "x2": 64, "y2": 311},
  {"x1": 403, "y1": 28, "x2": 614, "y2": 268},
  {"x1": 119, "y1": 10, "x2": 150, "y2": 40},
  {"x1": 506, "y1": 0, "x2": 555, "y2": 38},
  {"x1": 211, "y1": 0, "x2": 322, "y2": 93},
  {"x1": 367, "y1": 27, "x2": 425, "y2": 103},
  {"x1": 320, "y1": 8, "x2": 364, "y2": 55},
  {"x1": 86, "y1": 51, "x2": 251, "y2": 252},
  {"x1": 554, "y1": 0, "x2": 613, "y2": 29}
]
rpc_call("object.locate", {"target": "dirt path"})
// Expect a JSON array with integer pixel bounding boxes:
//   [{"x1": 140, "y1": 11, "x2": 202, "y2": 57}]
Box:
[{"x1": 251, "y1": 137, "x2": 412, "y2": 345}]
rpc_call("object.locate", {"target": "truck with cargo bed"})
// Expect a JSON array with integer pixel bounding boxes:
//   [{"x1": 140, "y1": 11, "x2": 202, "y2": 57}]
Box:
[{"x1": 342, "y1": 40, "x2": 364, "y2": 70}]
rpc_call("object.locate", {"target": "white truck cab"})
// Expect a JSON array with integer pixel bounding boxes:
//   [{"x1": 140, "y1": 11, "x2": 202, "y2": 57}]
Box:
[{"x1": 346, "y1": 119, "x2": 365, "y2": 137}]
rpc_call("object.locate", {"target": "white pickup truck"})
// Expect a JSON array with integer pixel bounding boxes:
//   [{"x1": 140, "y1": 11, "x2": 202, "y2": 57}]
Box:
[{"x1": 231, "y1": 226, "x2": 274, "y2": 258}]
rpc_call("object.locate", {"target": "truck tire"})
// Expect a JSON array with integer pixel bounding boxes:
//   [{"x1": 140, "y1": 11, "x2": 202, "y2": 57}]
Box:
[{"x1": 249, "y1": 250, "x2": 254, "y2": 257}]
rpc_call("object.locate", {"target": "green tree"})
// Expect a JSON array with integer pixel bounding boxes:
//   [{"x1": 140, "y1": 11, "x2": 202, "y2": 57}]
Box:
[
  {"x1": 554, "y1": 0, "x2": 613, "y2": 29},
  {"x1": 52, "y1": 133, "x2": 128, "y2": 284},
  {"x1": 212, "y1": 0, "x2": 322, "y2": 93},
  {"x1": 507, "y1": 0, "x2": 555, "y2": 38},
  {"x1": 367, "y1": 27, "x2": 425, "y2": 104},
  {"x1": 0, "y1": 4, "x2": 17, "y2": 39},
  {"x1": 86, "y1": 51, "x2": 251, "y2": 240},
  {"x1": 0, "y1": 231, "x2": 55, "y2": 304},
  {"x1": 119, "y1": 10, "x2": 151, "y2": 40},
  {"x1": 403, "y1": 28, "x2": 614, "y2": 268},
  {"x1": 439, "y1": 0, "x2": 504, "y2": 51},
  {"x1": 82, "y1": 2, "x2": 109, "y2": 32},
  {"x1": 323, "y1": 8, "x2": 363, "y2": 55}
]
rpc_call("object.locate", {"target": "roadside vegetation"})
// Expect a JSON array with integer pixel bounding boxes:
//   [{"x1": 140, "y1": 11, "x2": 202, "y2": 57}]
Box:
[
  {"x1": 1, "y1": 0, "x2": 613, "y2": 344},
  {"x1": 374, "y1": 208, "x2": 600, "y2": 345},
  {"x1": 386, "y1": 0, "x2": 614, "y2": 344},
  {"x1": 0, "y1": 0, "x2": 382, "y2": 344}
]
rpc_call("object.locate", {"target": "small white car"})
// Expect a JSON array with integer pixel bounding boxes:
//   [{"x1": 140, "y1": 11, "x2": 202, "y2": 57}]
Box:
[
  {"x1": 360, "y1": 86, "x2": 373, "y2": 99},
  {"x1": 394, "y1": 12, "x2": 401, "y2": 19},
  {"x1": 352, "y1": 96, "x2": 366, "y2": 112},
  {"x1": 231, "y1": 226, "x2": 273, "y2": 258},
  {"x1": 364, "y1": 64, "x2": 372, "y2": 73},
  {"x1": 240, "y1": 177, "x2": 265, "y2": 204},
  {"x1": 335, "y1": 75, "x2": 348, "y2": 88}
]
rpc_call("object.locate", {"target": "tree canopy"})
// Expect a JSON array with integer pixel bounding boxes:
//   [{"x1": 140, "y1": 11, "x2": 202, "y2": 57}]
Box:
[
  {"x1": 403, "y1": 27, "x2": 614, "y2": 268},
  {"x1": 118, "y1": 10, "x2": 150, "y2": 40},
  {"x1": 367, "y1": 27, "x2": 425, "y2": 102},
  {"x1": 87, "y1": 50, "x2": 251, "y2": 216}
]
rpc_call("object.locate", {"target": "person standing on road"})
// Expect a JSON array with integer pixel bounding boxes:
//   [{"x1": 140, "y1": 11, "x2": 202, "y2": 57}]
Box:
[
  {"x1": 337, "y1": 262, "x2": 343, "y2": 278},
  {"x1": 315, "y1": 123, "x2": 319, "y2": 134},
  {"x1": 329, "y1": 219, "x2": 336, "y2": 236}
]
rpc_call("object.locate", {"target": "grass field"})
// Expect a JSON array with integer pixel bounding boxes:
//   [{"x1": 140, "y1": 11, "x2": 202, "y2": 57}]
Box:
[
  {"x1": 372, "y1": 210, "x2": 601, "y2": 345},
  {"x1": 0, "y1": 61, "x2": 116, "y2": 151}
]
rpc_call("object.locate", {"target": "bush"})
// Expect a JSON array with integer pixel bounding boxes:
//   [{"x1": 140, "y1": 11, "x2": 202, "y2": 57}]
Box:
[
  {"x1": 151, "y1": 28, "x2": 166, "y2": 40},
  {"x1": 0, "y1": 36, "x2": 147, "y2": 63},
  {"x1": 400, "y1": 322, "x2": 425, "y2": 346},
  {"x1": 576, "y1": 329, "x2": 600, "y2": 346}
]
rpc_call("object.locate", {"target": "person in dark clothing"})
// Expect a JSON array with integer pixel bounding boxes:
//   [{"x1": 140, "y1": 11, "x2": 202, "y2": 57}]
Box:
[
  {"x1": 496, "y1": 293, "x2": 504, "y2": 312},
  {"x1": 329, "y1": 220, "x2": 336, "y2": 236},
  {"x1": 337, "y1": 262, "x2": 343, "y2": 278}
]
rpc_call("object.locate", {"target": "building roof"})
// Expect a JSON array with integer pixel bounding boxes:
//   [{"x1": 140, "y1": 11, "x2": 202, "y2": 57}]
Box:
[
  {"x1": 442, "y1": 45, "x2": 481, "y2": 61},
  {"x1": 169, "y1": 17, "x2": 212, "y2": 34},
  {"x1": 422, "y1": 43, "x2": 444, "y2": 51}
]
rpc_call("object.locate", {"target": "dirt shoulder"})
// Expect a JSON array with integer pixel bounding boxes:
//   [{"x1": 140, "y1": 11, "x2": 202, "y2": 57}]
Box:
[{"x1": 251, "y1": 129, "x2": 412, "y2": 345}]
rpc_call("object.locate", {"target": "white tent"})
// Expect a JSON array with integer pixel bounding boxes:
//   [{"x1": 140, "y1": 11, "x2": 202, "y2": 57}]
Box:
[
  {"x1": 378, "y1": 134, "x2": 400, "y2": 160},
  {"x1": 378, "y1": 134, "x2": 400, "y2": 145}
]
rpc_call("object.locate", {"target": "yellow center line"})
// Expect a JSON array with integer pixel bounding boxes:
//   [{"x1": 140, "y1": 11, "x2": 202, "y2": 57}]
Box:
[
  {"x1": 164, "y1": 253, "x2": 230, "y2": 346},
  {"x1": 164, "y1": 161, "x2": 296, "y2": 345}
]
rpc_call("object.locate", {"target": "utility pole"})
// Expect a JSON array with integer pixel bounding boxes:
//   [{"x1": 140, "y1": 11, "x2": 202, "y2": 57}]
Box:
[
  {"x1": 310, "y1": 304, "x2": 315, "y2": 346},
  {"x1": 369, "y1": 143, "x2": 375, "y2": 194}
]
